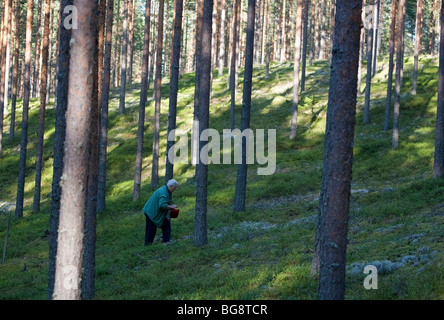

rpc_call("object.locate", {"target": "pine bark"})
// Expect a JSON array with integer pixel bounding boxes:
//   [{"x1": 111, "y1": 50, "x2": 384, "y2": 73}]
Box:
[
  {"x1": 165, "y1": 0, "x2": 184, "y2": 183},
  {"x1": 315, "y1": 0, "x2": 362, "y2": 300},
  {"x1": 392, "y1": 0, "x2": 406, "y2": 150},
  {"x1": 412, "y1": 0, "x2": 424, "y2": 95},
  {"x1": 218, "y1": 0, "x2": 226, "y2": 76},
  {"x1": 301, "y1": 0, "x2": 309, "y2": 92},
  {"x1": 233, "y1": 0, "x2": 256, "y2": 212},
  {"x1": 9, "y1": 0, "x2": 21, "y2": 142},
  {"x1": 0, "y1": 0, "x2": 12, "y2": 157},
  {"x1": 289, "y1": 0, "x2": 303, "y2": 140},
  {"x1": 53, "y1": 0, "x2": 98, "y2": 300},
  {"x1": 119, "y1": 0, "x2": 129, "y2": 114},
  {"x1": 194, "y1": 0, "x2": 214, "y2": 247},
  {"x1": 433, "y1": 0, "x2": 444, "y2": 177},
  {"x1": 133, "y1": 0, "x2": 151, "y2": 201},
  {"x1": 363, "y1": 0, "x2": 374, "y2": 124},
  {"x1": 48, "y1": 0, "x2": 73, "y2": 300},
  {"x1": 33, "y1": 0, "x2": 52, "y2": 212},
  {"x1": 151, "y1": 0, "x2": 165, "y2": 189},
  {"x1": 229, "y1": 0, "x2": 241, "y2": 130},
  {"x1": 15, "y1": 0, "x2": 34, "y2": 219},
  {"x1": 384, "y1": 0, "x2": 397, "y2": 131}
]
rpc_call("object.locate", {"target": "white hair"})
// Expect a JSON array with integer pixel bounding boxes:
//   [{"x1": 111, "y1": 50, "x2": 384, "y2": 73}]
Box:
[{"x1": 166, "y1": 179, "x2": 178, "y2": 188}]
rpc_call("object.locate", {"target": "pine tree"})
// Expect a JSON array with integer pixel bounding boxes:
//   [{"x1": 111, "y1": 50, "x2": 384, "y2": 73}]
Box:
[
  {"x1": 33, "y1": 0, "x2": 52, "y2": 212},
  {"x1": 133, "y1": 0, "x2": 151, "y2": 201},
  {"x1": 53, "y1": 0, "x2": 98, "y2": 300},
  {"x1": 313, "y1": 0, "x2": 362, "y2": 299}
]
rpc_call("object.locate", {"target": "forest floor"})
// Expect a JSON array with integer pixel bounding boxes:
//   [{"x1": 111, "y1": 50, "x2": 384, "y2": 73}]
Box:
[{"x1": 0, "y1": 55, "x2": 443, "y2": 299}]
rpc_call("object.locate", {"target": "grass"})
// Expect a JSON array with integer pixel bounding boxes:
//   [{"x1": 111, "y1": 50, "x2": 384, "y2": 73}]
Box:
[{"x1": 0, "y1": 55, "x2": 443, "y2": 300}]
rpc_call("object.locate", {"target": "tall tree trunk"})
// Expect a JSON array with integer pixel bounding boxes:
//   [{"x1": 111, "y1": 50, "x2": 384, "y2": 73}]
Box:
[
  {"x1": 412, "y1": 0, "x2": 424, "y2": 95},
  {"x1": 33, "y1": 0, "x2": 52, "y2": 213},
  {"x1": 430, "y1": 0, "x2": 437, "y2": 55},
  {"x1": 384, "y1": 0, "x2": 397, "y2": 131},
  {"x1": 229, "y1": 0, "x2": 241, "y2": 130},
  {"x1": 165, "y1": 0, "x2": 184, "y2": 183},
  {"x1": 112, "y1": 0, "x2": 121, "y2": 87},
  {"x1": 372, "y1": 0, "x2": 380, "y2": 77},
  {"x1": 264, "y1": 0, "x2": 270, "y2": 77},
  {"x1": 151, "y1": 0, "x2": 164, "y2": 189},
  {"x1": 233, "y1": 0, "x2": 256, "y2": 212},
  {"x1": 363, "y1": 0, "x2": 374, "y2": 124},
  {"x1": 0, "y1": 0, "x2": 12, "y2": 158},
  {"x1": 392, "y1": 0, "x2": 406, "y2": 150},
  {"x1": 357, "y1": 0, "x2": 366, "y2": 95},
  {"x1": 119, "y1": 0, "x2": 129, "y2": 114},
  {"x1": 32, "y1": 0, "x2": 42, "y2": 98},
  {"x1": 218, "y1": 0, "x2": 226, "y2": 76},
  {"x1": 127, "y1": 0, "x2": 135, "y2": 83},
  {"x1": 280, "y1": 0, "x2": 287, "y2": 62},
  {"x1": 192, "y1": 0, "x2": 203, "y2": 166},
  {"x1": 82, "y1": 0, "x2": 108, "y2": 300},
  {"x1": 9, "y1": 0, "x2": 20, "y2": 142},
  {"x1": 308, "y1": 0, "x2": 316, "y2": 66},
  {"x1": 433, "y1": 0, "x2": 444, "y2": 178},
  {"x1": 53, "y1": 0, "x2": 98, "y2": 300},
  {"x1": 133, "y1": 0, "x2": 151, "y2": 201},
  {"x1": 194, "y1": 0, "x2": 213, "y2": 247},
  {"x1": 301, "y1": 0, "x2": 309, "y2": 92},
  {"x1": 289, "y1": 0, "x2": 303, "y2": 140},
  {"x1": 48, "y1": 0, "x2": 73, "y2": 300},
  {"x1": 15, "y1": 0, "x2": 34, "y2": 219},
  {"x1": 314, "y1": 0, "x2": 362, "y2": 300},
  {"x1": 97, "y1": 0, "x2": 115, "y2": 210}
]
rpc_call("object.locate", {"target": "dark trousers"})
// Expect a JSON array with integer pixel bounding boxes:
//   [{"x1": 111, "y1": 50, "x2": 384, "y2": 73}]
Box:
[{"x1": 145, "y1": 215, "x2": 171, "y2": 245}]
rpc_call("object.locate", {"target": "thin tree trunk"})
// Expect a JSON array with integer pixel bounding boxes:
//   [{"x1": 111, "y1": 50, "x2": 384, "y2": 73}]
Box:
[
  {"x1": 32, "y1": 0, "x2": 42, "y2": 98},
  {"x1": 392, "y1": 0, "x2": 406, "y2": 150},
  {"x1": 218, "y1": 0, "x2": 226, "y2": 76},
  {"x1": 9, "y1": 0, "x2": 20, "y2": 142},
  {"x1": 229, "y1": 0, "x2": 241, "y2": 130},
  {"x1": 53, "y1": 0, "x2": 98, "y2": 300},
  {"x1": 233, "y1": 0, "x2": 256, "y2": 212},
  {"x1": 384, "y1": 0, "x2": 397, "y2": 131},
  {"x1": 165, "y1": 0, "x2": 184, "y2": 183},
  {"x1": 363, "y1": 0, "x2": 374, "y2": 124},
  {"x1": 112, "y1": 0, "x2": 121, "y2": 87},
  {"x1": 301, "y1": 0, "x2": 309, "y2": 92},
  {"x1": 47, "y1": 0, "x2": 73, "y2": 300},
  {"x1": 430, "y1": 0, "x2": 437, "y2": 55},
  {"x1": 314, "y1": 0, "x2": 362, "y2": 299},
  {"x1": 412, "y1": 0, "x2": 424, "y2": 95},
  {"x1": 0, "y1": 0, "x2": 12, "y2": 157},
  {"x1": 15, "y1": 0, "x2": 33, "y2": 219},
  {"x1": 434, "y1": 0, "x2": 444, "y2": 177},
  {"x1": 127, "y1": 0, "x2": 135, "y2": 83},
  {"x1": 372, "y1": 0, "x2": 380, "y2": 77},
  {"x1": 119, "y1": 0, "x2": 129, "y2": 114},
  {"x1": 289, "y1": 0, "x2": 303, "y2": 140},
  {"x1": 33, "y1": 0, "x2": 52, "y2": 213},
  {"x1": 264, "y1": 0, "x2": 270, "y2": 77},
  {"x1": 194, "y1": 0, "x2": 213, "y2": 247},
  {"x1": 82, "y1": 0, "x2": 107, "y2": 300},
  {"x1": 151, "y1": 0, "x2": 164, "y2": 189},
  {"x1": 308, "y1": 0, "x2": 316, "y2": 66},
  {"x1": 133, "y1": 0, "x2": 151, "y2": 201},
  {"x1": 280, "y1": 0, "x2": 287, "y2": 62}
]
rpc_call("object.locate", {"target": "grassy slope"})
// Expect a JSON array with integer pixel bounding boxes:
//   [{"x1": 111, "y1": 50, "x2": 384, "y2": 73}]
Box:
[{"x1": 0, "y1": 56, "x2": 443, "y2": 299}]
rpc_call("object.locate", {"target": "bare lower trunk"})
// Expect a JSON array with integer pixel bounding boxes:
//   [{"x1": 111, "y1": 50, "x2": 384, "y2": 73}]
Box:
[{"x1": 53, "y1": 0, "x2": 98, "y2": 300}]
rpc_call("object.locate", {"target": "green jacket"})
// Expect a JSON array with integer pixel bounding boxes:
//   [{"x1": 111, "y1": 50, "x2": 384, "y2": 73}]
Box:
[{"x1": 142, "y1": 185, "x2": 172, "y2": 228}]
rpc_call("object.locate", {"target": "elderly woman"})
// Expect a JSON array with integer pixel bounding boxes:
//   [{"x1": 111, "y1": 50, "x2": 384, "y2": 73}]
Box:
[{"x1": 143, "y1": 179, "x2": 179, "y2": 245}]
